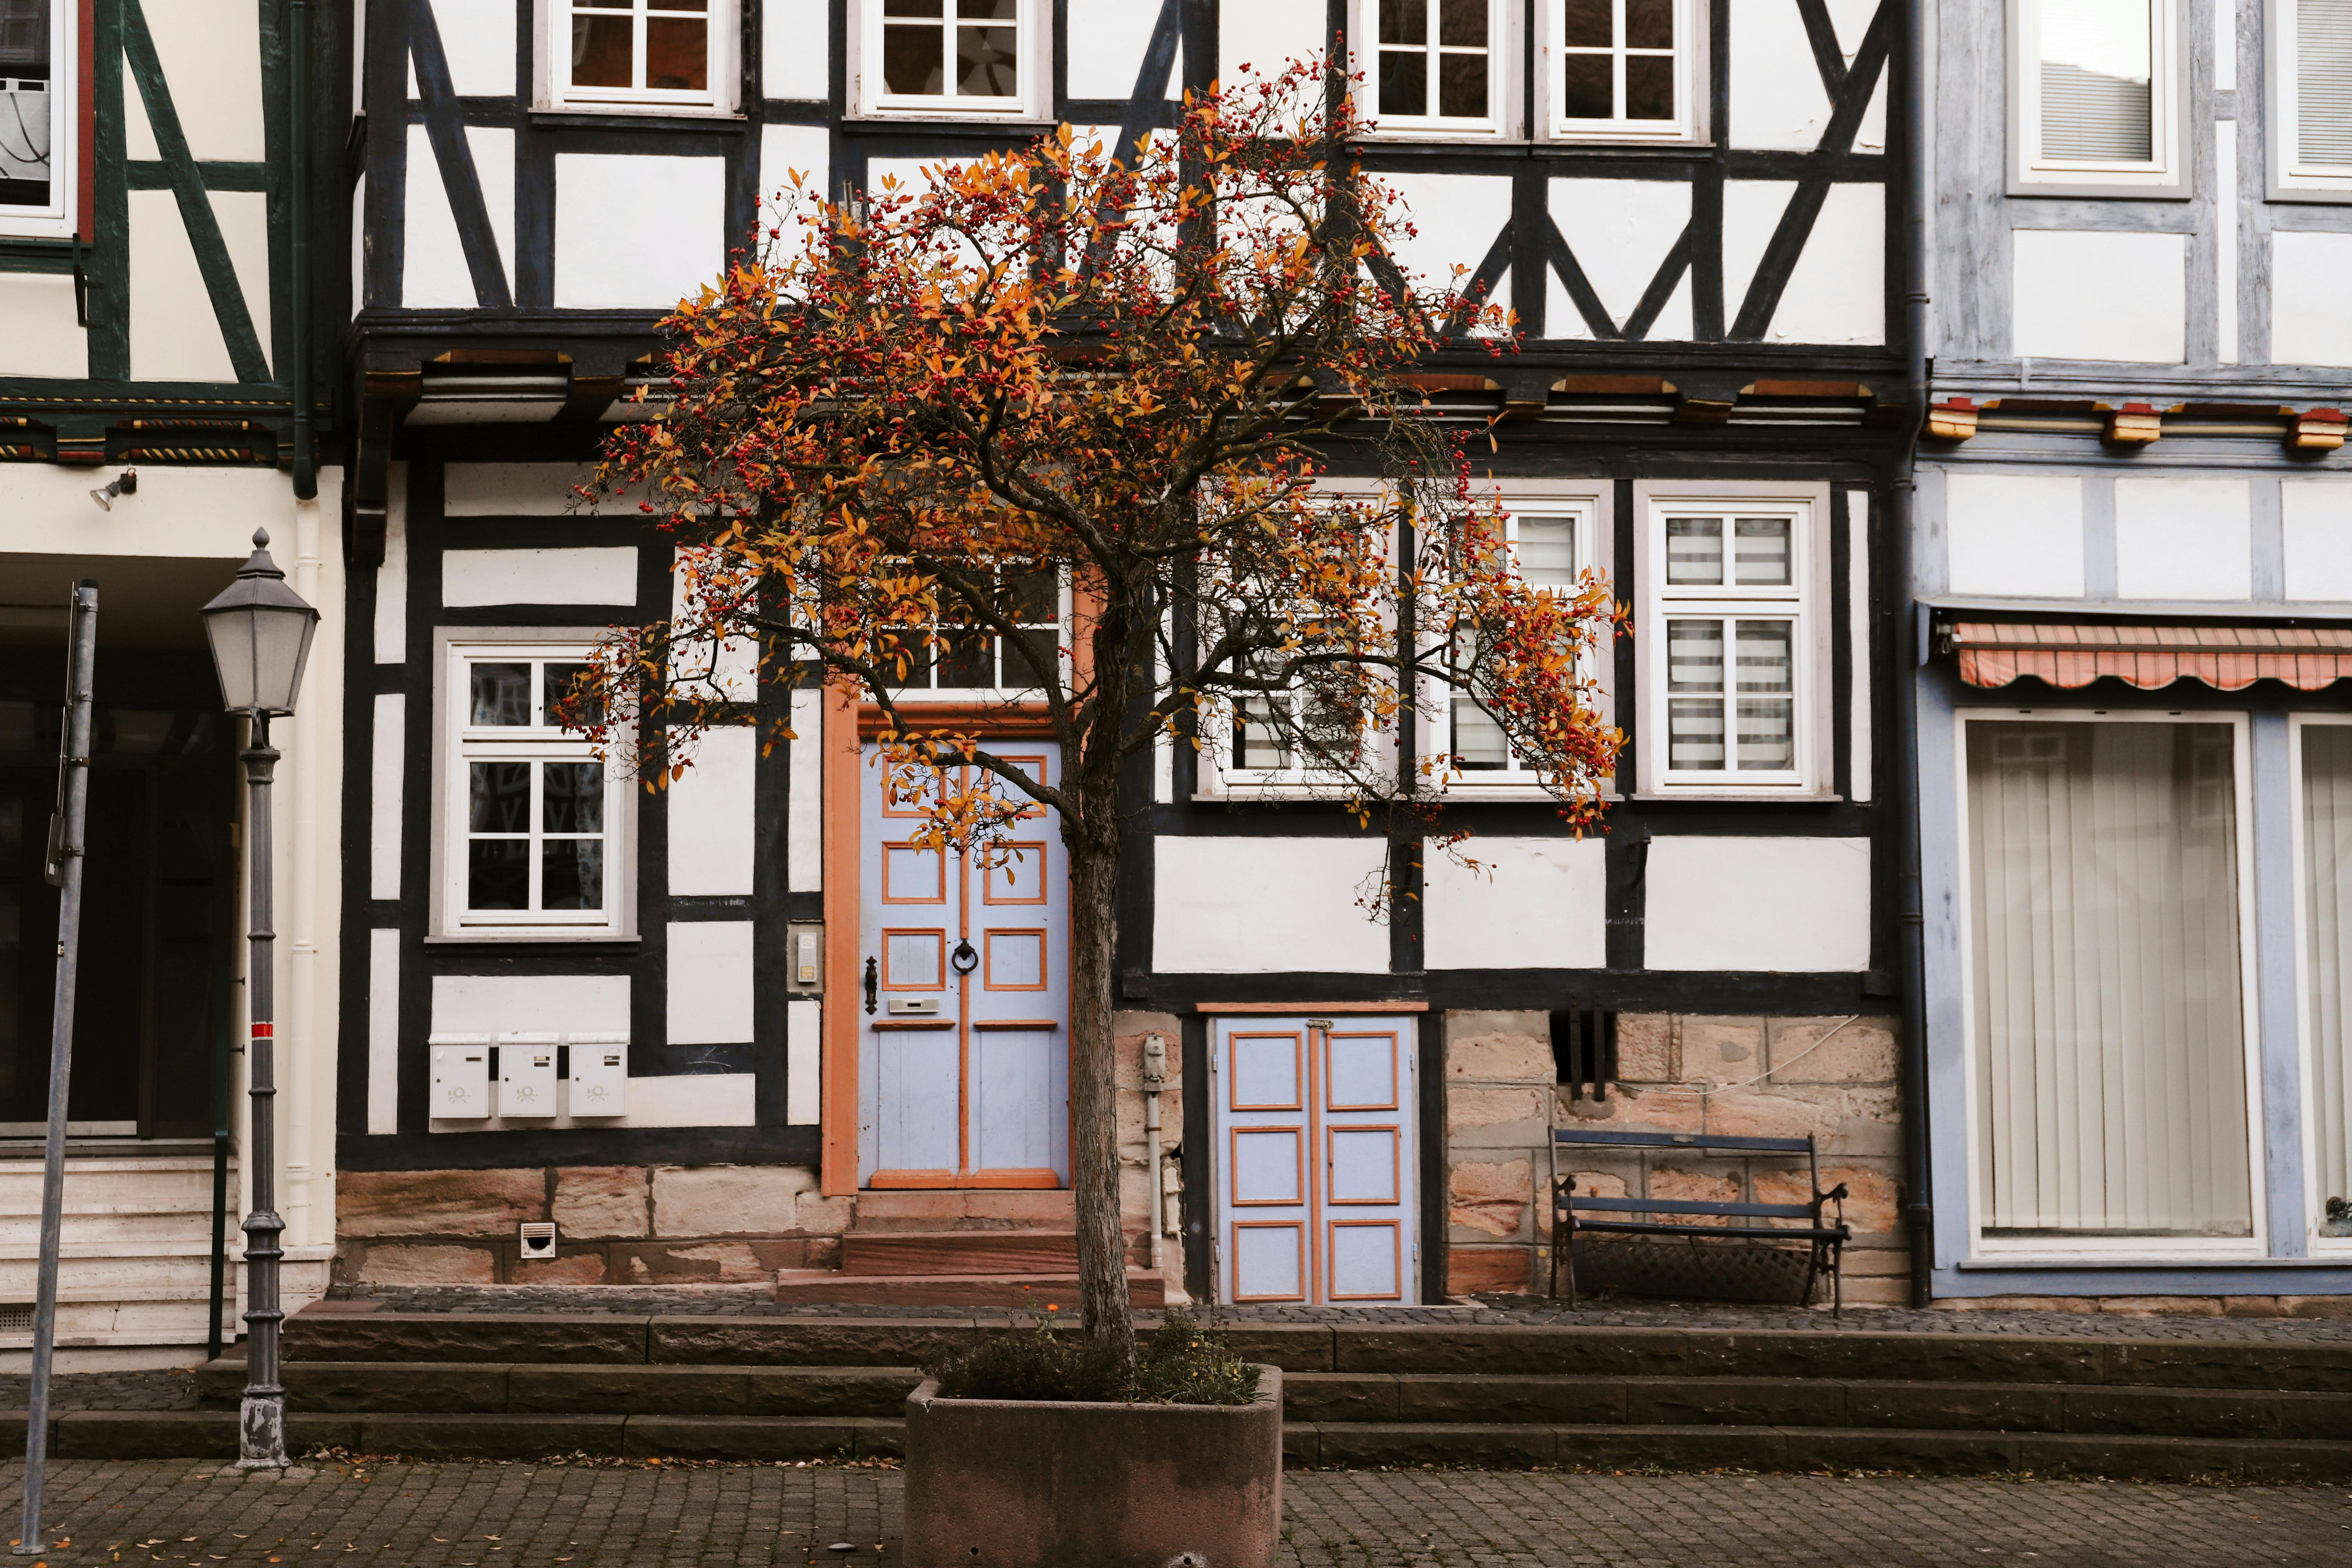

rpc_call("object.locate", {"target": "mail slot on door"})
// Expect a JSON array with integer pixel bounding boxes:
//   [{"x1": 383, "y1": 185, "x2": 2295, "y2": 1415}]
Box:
[
  {"x1": 428, "y1": 1035, "x2": 491, "y2": 1119},
  {"x1": 498, "y1": 1033, "x2": 559, "y2": 1118},
  {"x1": 568, "y1": 1033, "x2": 628, "y2": 1117}
]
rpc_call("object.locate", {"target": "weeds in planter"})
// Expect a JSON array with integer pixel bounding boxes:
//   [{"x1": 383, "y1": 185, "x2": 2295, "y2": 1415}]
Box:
[{"x1": 926, "y1": 1308, "x2": 1261, "y2": 1406}]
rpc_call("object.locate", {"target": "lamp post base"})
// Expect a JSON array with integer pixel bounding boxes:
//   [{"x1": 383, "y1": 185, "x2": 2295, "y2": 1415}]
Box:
[{"x1": 237, "y1": 1397, "x2": 289, "y2": 1470}]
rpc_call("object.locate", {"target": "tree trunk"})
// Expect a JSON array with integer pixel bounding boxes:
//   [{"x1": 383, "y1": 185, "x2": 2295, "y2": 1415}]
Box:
[{"x1": 1064, "y1": 820, "x2": 1136, "y2": 1385}]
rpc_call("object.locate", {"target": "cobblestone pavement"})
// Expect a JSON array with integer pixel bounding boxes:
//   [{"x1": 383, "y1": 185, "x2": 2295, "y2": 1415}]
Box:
[
  {"x1": 2, "y1": 1459, "x2": 2349, "y2": 1567},
  {"x1": 323, "y1": 1284, "x2": 2352, "y2": 1341}
]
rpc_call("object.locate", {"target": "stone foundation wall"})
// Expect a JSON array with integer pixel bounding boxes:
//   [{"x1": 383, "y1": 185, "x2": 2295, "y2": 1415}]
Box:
[{"x1": 1444, "y1": 1009, "x2": 1909, "y2": 1306}]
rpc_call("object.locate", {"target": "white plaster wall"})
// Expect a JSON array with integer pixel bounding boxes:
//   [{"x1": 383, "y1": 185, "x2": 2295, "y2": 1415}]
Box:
[
  {"x1": 1071, "y1": 3, "x2": 1179, "y2": 99},
  {"x1": 371, "y1": 694, "x2": 403, "y2": 901},
  {"x1": 1422, "y1": 838, "x2": 1606, "y2": 970},
  {"x1": 428, "y1": 1072, "x2": 758, "y2": 1130},
  {"x1": 128, "y1": 189, "x2": 273, "y2": 382},
  {"x1": 425, "y1": 0, "x2": 516, "y2": 97},
  {"x1": 763, "y1": 0, "x2": 831, "y2": 99},
  {"x1": 403, "y1": 125, "x2": 516, "y2": 309},
  {"x1": 1548, "y1": 178, "x2": 1691, "y2": 340},
  {"x1": 1153, "y1": 837, "x2": 1390, "y2": 973},
  {"x1": 1721, "y1": 181, "x2": 1795, "y2": 328},
  {"x1": 374, "y1": 464, "x2": 408, "y2": 663},
  {"x1": 2011, "y1": 230, "x2": 2186, "y2": 363},
  {"x1": 1730, "y1": 1, "x2": 1834, "y2": 150},
  {"x1": 1382, "y1": 172, "x2": 1512, "y2": 331},
  {"x1": 2115, "y1": 478, "x2": 2252, "y2": 601},
  {"x1": 367, "y1": 929, "x2": 400, "y2": 1136},
  {"x1": 2283, "y1": 481, "x2": 2352, "y2": 601},
  {"x1": 441, "y1": 547, "x2": 640, "y2": 607},
  {"x1": 1218, "y1": 0, "x2": 1325, "y2": 114},
  {"x1": 0, "y1": 275, "x2": 87, "y2": 378},
  {"x1": 145, "y1": 0, "x2": 266, "y2": 161},
  {"x1": 760, "y1": 121, "x2": 831, "y2": 226},
  {"x1": 0, "y1": 465, "x2": 294, "y2": 557},
  {"x1": 1764, "y1": 182, "x2": 1882, "y2": 344},
  {"x1": 553, "y1": 154, "x2": 726, "y2": 309},
  {"x1": 669, "y1": 726, "x2": 758, "y2": 896},
  {"x1": 2270, "y1": 231, "x2": 2352, "y2": 367},
  {"x1": 432, "y1": 974, "x2": 632, "y2": 1036},
  {"x1": 444, "y1": 462, "x2": 600, "y2": 516},
  {"x1": 672, "y1": 545, "x2": 758, "y2": 699},
  {"x1": 668, "y1": 921, "x2": 756, "y2": 1044},
  {"x1": 1945, "y1": 473, "x2": 2085, "y2": 598},
  {"x1": 1645, "y1": 836, "x2": 1873, "y2": 972},
  {"x1": 786, "y1": 1001, "x2": 821, "y2": 1124},
  {"x1": 787, "y1": 688, "x2": 823, "y2": 893}
]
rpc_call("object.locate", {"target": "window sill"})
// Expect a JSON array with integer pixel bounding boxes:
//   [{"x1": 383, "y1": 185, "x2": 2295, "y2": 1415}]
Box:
[
  {"x1": 424, "y1": 932, "x2": 642, "y2": 945},
  {"x1": 530, "y1": 105, "x2": 744, "y2": 127},
  {"x1": 849, "y1": 106, "x2": 1051, "y2": 128},
  {"x1": 1627, "y1": 789, "x2": 1841, "y2": 803}
]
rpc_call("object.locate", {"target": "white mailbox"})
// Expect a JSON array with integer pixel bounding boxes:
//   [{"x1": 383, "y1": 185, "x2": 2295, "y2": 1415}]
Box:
[
  {"x1": 429, "y1": 1035, "x2": 492, "y2": 1119},
  {"x1": 568, "y1": 1033, "x2": 628, "y2": 1117},
  {"x1": 498, "y1": 1032, "x2": 560, "y2": 1118}
]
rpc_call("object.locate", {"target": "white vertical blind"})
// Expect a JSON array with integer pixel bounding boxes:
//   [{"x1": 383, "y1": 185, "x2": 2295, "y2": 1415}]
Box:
[
  {"x1": 2301, "y1": 726, "x2": 2352, "y2": 1226},
  {"x1": 1968, "y1": 720, "x2": 2253, "y2": 1238},
  {"x1": 2038, "y1": 0, "x2": 2155, "y2": 161},
  {"x1": 2300, "y1": 0, "x2": 2352, "y2": 168}
]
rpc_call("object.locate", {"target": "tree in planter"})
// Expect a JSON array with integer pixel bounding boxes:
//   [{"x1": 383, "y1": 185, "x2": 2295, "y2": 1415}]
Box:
[{"x1": 574, "y1": 59, "x2": 1621, "y2": 1383}]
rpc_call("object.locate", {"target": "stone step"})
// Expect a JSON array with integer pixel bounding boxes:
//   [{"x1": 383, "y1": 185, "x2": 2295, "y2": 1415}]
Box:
[
  {"x1": 196, "y1": 1360, "x2": 922, "y2": 1416},
  {"x1": 2, "y1": 1409, "x2": 2347, "y2": 1481},
  {"x1": 839, "y1": 1229, "x2": 1080, "y2": 1276},
  {"x1": 770, "y1": 1268, "x2": 1166, "y2": 1307}
]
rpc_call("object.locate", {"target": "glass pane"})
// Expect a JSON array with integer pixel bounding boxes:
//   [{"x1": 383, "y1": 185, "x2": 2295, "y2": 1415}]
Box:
[
  {"x1": 884, "y1": 0, "x2": 943, "y2": 12},
  {"x1": 1515, "y1": 517, "x2": 1577, "y2": 591},
  {"x1": 1733, "y1": 517, "x2": 1792, "y2": 586},
  {"x1": 1381, "y1": 0, "x2": 1427, "y2": 44},
  {"x1": 645, "y1": 17, "x2": 707, "y2": 90},
  {"x1": 647, "y1": 0, "x2": 706, "y2": 9},
  {"x1": 1560, "y1": 0, "x2": 1612, "y2": 49},
  {"x1": 1380, "y1": 49, "x2": 1429, "y2": 116},
  {"x1": 2300, "y1": 0, "x2": 2352, "y2": 167},
  {"x1": 542, "y1": 762, "x2": 605, "y2": 833},
  {"x1": 1001, "y1": 626, "x2": 1059, "y2": 689},
  {"x1": 1665, "y1": 619, "x2": 1723, "y2": 693},
  {"x1": 1559, "y1": 52, "x2": 1612, "y2": 119},
  {"x1": 1626, "y1": 0, "x2": 1675, "y2": 50},
  {"x1": 1667, "y1": 698, "x2": 1724, "y2": 770},
  {"x1": 470, "y1": 663, "x2": 532, "y2": 726},
  {"x1": 468, "y1": 762, "x2": 531, "y2": 833},
  {"x1": 570, "y1": 14, "x2": 633, "y2": 88},
  {"x1": 1968, "y1": 721, "x2": 2251, "y2": 1237},
  {"x1": 1438, "y1": 53, "x2": 1487, "y2": 118},
  {"x1": 1234, "y1": 696, "x2": 1293, "y2": 770},
  {"x1": 883, "y1": 21, "x2": 945, "y2": 94},
  {"x1": 1626, "y1": 53, "x2": 1674, "y2": 119},
  {"x1": 934, "y1": 628, "x2": 994, "y2": 688},
  {"x1": 1451, "y1": 695, "x2": 1510, "y2": 769},
  {"x1": 1439, "y1": 0, "x2": 1486, "y2": 46},
  {"x1": 543, "y1": 662, "x2": 605, "y2": 727},
  {"x1": 1733, "y1": 620, "x2": 1793, "y2": 694},
  {"x1": 0, "y1": 0, "x2": 51, "y2": 209},
  {"x1": 541, "y1": 839, "x2": 604, "y2": 911},
  {"x1": 1664, "y1": 517, "x2": 1722, "y2": 585},
  {"x1": 1002, "y1": 567, "x2": 1058, "y2": 625},
  {"x1": 958, "y1": 0, "x2": 1016, "y2": 14},
  {"x1": 2038, "y1": 0, "x2": 2154, "y2": 160},
  {"x1": 2303, "y1": 726, "x2": 2352, "y2": 1232},
  {"x1": 956, "y1": 24, "x2": 1018, "y2": 96},
  {"x1": 1735, "y1": 697, "x2": 1794, "y2": 771},
  {"x1": 467, "y1": 839, "x2": 530, "y2": 910}
]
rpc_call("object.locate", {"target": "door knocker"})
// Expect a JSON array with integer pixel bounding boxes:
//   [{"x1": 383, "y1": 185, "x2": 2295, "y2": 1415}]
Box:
[{"x1": 951, "y1": 939, "x2": 980, "y2": 976}]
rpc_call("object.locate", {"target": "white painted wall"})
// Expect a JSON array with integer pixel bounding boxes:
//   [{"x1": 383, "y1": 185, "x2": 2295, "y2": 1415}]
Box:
[
  {"x1": 1945, "y1": 474, "x2": 2085, "y2": 597},
  {"x1": 1071, "y1": 3, "x2": 1179, "y2": 100},
  {"x1": 425, "y1": 0, "x2": 516, "y2": 97},
  {"x1": 441, "y1": 547, "x2": 640, "y2": 607},
  {"x1": 1721, "y1": 181, "x2": 1795, "y2": 329},
  {"x1": 2283, "y1": 481, "x2": 2352, "y2": 601},
  {"x1": 403, "y1": 125, "x2": 516, "y2": 309},
  {"x1": 367, "y1": 929, "x2": 400, "y2": 1136},
  {"x1": 0, "y1": 464, "x2": 293, "y2": 558},
  {"x1": 127, "y1": 189, "x2": 273, "y2": 381},
  {"x1": 1730, "y1": 1, "x2": 1835, "y2": 150},
  {"x1": 1153, "y1": 837, "x2": 1390, "y2": 973},
  {"x1": 444, "y1": 462, "x2": 600, "y2": 516},
  {"x1": 763, "y1": 0, "x2": 831, "y2": 99},
  {"x1": 2011, "y1": 230, "x2": 2186, "y2": 363},
  {"x1": 371, "y1": 694, "x2": 403, "y2": 901},
  {"x1": 428, "y1": 1072, "x2": 758, "y2": 1130},
  {"x1": 787, "y1": 688, "x2": 823, "y2": 893},
  {"x1": 1382, "y1": 172, "x2": 1513, "y2": 330},
  {"x1": 553, "y1": 154, "x2": 726, "y2": 309},
  {"x1": 145, "y1": 0, "x2": 266, "y2": 161},
  {"x1": 1423, "y1": 839, "x2": 1606, "y2": 969},
  {"x1": 760, "y1": 121, "x2": 831, "y2": 231},
  {"x1": 1766, "y1": 183, "x2": 1882, "y2": 344},
  {"x1": 668, "y1": 921, "x2": 756, "y2": 1044},
  {"x1": 786, "y1": 1001, "x2": 821, "y2": 1124},
  {"x1": 669, "y1": 726, "x2": 758, "y2": 897},
  {"x1": 2270, "y1": 231, "x2": 2352, "y2": 366},
  {"x1": 672, "y1": 545, "x2": 759, "y2": 699},
  {"x1": 374, "y1": 464, "x2": 408, "y2": 663},
  {"x1": 1217, "y1": 0, "x2": 1325, "y2": 113},
  {"x1": 0, "y1": 275, "x2": 87, "y2": 378},
  {"x1": 1548, "y1": 178, "x2": 1692, "y2": 340},
  {"x1": 2115, "y1": 478, "x2": 2251, "y2": 601},
  {"x1": 430, "y1": 973, "x2": 632, "y2": 1035},
  {"x1": 1645, "y1": 836, "x2": 1873, "y2": 972}
]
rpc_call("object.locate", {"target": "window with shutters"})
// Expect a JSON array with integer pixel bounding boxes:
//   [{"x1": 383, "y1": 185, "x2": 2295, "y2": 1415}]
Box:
[
  {"x1": 0, "y1": 0, "x2": 78, "y2": 239},
  {"x1": 2273, "y1": 0, "x2": 2352, "y2": 196},
  {"x1": 851, "y1": 0, "x2": 1047, "y2": 121},
  {"x1": 542, "y1": 0, "x2": 740, "y2": 113},
  {"x1": 1635, "y1": 487, "x2": 1829, "y2": 796},
  {"x1": 2011, "y1": 0, "x2": 2182, "y2": 193},
  {"x1": 1353, "y1": 0, "x2": 1516, "y2": 138},
  {"x1": 1540, "y1": 0, "x2": 1704, "y2": 144}
]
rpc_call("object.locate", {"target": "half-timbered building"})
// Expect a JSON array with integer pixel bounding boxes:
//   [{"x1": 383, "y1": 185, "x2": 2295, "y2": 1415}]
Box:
[{"x1": 328, "y1": 0, "x2": 1920, "y2": 1309}]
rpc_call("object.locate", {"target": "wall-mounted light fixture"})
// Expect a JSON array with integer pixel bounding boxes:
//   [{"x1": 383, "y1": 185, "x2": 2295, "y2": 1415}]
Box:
[{"x1": 87, "y1": 470, "x2": 137, "y2": 512}]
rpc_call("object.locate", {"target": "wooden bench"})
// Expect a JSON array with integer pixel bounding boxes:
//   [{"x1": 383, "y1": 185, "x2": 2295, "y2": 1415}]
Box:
[{"x1": 1549, "y1": 1127, "x2": 1852, "y2": 1316}]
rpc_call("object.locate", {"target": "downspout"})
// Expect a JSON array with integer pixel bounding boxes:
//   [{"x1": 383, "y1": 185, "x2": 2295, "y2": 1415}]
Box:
[
  {"x1": 287, "y1": 0, "x2": 315, "y2": 500},
  {"x1": 1142, "y1": 1034, "x2": 1168, "y2": 1275},
  {"x1": 1893, "y1": 0, "x2": 1935, "y2": 1308}
]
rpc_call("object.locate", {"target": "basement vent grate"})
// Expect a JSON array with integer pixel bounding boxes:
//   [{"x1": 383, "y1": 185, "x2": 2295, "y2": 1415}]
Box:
[
  {"x1": 0, "y1": 1304, "x2": 32, "y2": 1333},
  {"x1": 1551, "y1": 1009, "x2": 1618, "y2": 1102}
]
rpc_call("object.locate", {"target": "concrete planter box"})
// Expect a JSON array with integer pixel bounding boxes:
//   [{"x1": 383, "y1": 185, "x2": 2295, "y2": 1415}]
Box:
[{"x1": 902, "y1": 1366, "x2": 1282, "y2": 1568}]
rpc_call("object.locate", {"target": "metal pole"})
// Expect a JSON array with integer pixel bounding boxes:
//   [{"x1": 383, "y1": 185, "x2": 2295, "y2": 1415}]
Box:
[
  {"x1": 236, "y1": 714, "x2": 288, "y2": 1470},
  {"x1": 18, "y1": 582, "x2": 97, "y2": 1557}
]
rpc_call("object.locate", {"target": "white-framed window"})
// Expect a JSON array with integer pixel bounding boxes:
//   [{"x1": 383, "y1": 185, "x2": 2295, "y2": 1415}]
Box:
[
  {"x1": 882, "y1": 562, "x2": 1068, "y2": 701},
  {"x1": 1353, "y1": 0, "x2": 1516, "y2": 138},
  {"x1": 2271, "y1": 0, "x2": 2352, "y2": 198},
  {"x1": 2289, "y1": 714, "x2": 2352, "y2": 1251},
  {"x1": 1201, "y1": 637, "x2": 1390, "y2": 797},
  {"x1": 433, "y1": 637, "x2": 634, "y2": 941},
  {"x1": 2011, "y1": 0, "x2": 2184, "y2": 194},
  {"x1": 850, "y1": 0, "x2": 1047, "y2": 121},
  {"x1": 0, "y1": 0, "x2": 77, "y2": 240},
  {"x1": 1959, "y1": 709, "x2": 2263, "y2": 1259},
  {"x1": 1635, "y1": 484, "x2": 1829, "y2": 796},
  {"x1": 1539, "y1": 0, "x2": 1703, "y2": 144},
  {"x1": 540, "y1": 0, "x2": 740, "y2": 114}
]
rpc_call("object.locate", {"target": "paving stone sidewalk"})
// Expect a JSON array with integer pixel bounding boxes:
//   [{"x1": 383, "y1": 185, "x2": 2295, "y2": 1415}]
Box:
[{"x1": 2, "y1": 1458, "x2": 2349, "y2": 1566}]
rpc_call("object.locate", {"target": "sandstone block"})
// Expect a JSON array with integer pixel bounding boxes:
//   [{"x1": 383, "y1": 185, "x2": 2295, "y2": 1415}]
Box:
[
  {"x1": 651, "y1": 1164, "x2": 816, "y2": 1238},
  {"x1": 1677, "y1": 1017, "x2": 1762, "y2": 1077},
  {"x1": 1703, "y1": 1086, "x2": 1843, "y2": 1142},
  {"x1": 962, "y1": 1189, "x2": 1075, "y2": 1222},
  {"x1": 2095, "y1": 1295, "x2": 2224, "y2": 1317},
  {"x1": 339, "y1": 1169, "x2": 546, "y2": 1237},
  {"x1": 1585, "y1": 1085, "x2": 1706, "y2": 1134},
  {"x1": 1448, "y1": 1158, "x2": 1531, "y2": 1239},
  {"x1": 2282, "y1": 1295, "x2": 2352, "y2": 1319},
  {"x1": 1445, "y1": 1012, "x2": 1552, "y2": 1082},
  {"x1": 1565, "y1": 1170, "x2": 1629, "y2": 1200},
  {"x1": 551, "y1": 1166, "x2": 649, "y2": 1239},
  {"x1": 1446, "y1": 1087, "x2": 1548, "y2": 1144},
  {"x1": 662, "y1": 1242, "x2": 772, "y2": 1283},
  {"x1": 1614, "y1": 1014, "x2": 1672, "y2": 1082},
  {"x1": 1767, "y1": 1015, "x2": 1898, "y2": 1085},
  {"x1": 356, "y1": 1244, "x2": 498, "y2": 1284},
  {"x1": 1646, "y1": 1167, "x2": 1738, "y2": 1225},
  {"x1": 1754, "y1": 1165, "x2": 1900, "y2": 1234},
  {"x1": 794, "y1": 1191, "x2": 854, "y2": 1236},
  {"x1": 1445, "y1": 1246, "x2": 1533, "y2": 1296},
  {"x1": 516, "y1": 1251, "x2": 608, "y2": 1284},
  {"x1": 2221, "y1": 1296, "x2": 2282, "y2": 1317}
]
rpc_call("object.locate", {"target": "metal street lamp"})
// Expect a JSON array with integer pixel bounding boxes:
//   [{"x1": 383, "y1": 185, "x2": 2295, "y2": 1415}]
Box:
[{"x1": 200, "y1": 529, "x2": 318, "y2": 1471}]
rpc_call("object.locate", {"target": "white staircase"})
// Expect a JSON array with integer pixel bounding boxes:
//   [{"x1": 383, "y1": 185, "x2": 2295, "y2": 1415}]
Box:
[{"x1": 0, "y1": 1150, "x2": 242, "y2": 1349}]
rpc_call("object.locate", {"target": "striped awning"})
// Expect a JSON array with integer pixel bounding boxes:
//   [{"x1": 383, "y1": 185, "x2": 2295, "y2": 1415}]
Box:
[{"x1": 1951, "y1": 621, "x2": 2352, "y2": 691}]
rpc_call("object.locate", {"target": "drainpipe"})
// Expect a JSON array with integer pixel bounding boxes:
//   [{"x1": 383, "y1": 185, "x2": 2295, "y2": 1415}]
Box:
[
  {"x1": 286, "y1": 0, "x2": 315, "y2": 500},
  {"x1": 1893, "y1": 0, "x2": 1936, "y2": 1308},
  {"x1": 1142, "y1": 1034, "x2": 1168, "y2": 1274}
]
